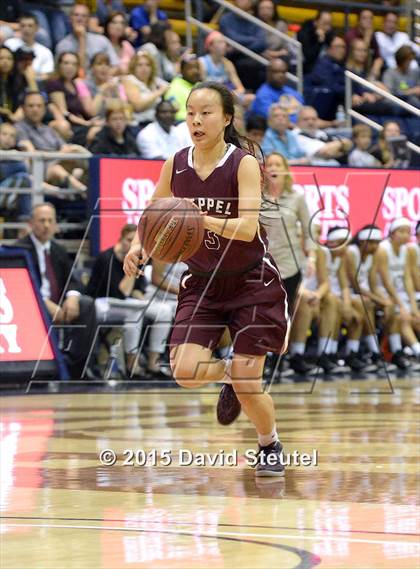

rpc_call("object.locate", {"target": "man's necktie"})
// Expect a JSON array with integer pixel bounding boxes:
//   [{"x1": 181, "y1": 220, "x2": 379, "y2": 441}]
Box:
[{"x1": 44, "y1": 249, "x2": 60, "y2": 303}]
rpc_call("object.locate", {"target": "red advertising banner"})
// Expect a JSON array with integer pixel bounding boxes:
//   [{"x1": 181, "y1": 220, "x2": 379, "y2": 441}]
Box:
[
  {"x1": 97, "y1": 159, "x2": 419, "y2": 251},
  {"x1": 0, "y1": 268, "x2": 54, "y2": 361}
]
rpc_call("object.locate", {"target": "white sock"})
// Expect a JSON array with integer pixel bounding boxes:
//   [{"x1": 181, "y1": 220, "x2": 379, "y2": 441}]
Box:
[
  {"x1": 258, "y1": 427, "x2": 279, "y2": 447},
  {"x1": 216, "y1": 359, "x2": 232, "y2": 384},
  {"x1": 290, "y1": 342, "x2": 305, "y2": 355},
  {"x1": 364, "y1": 335, "x2": 379, "y2": 354},
  {"x1": 345, "y1": 339, "x2": 360, "y2": 355},
  {"x1": 330, "y1": 340, "x2": 338, "y2": 354},
  {"x1": 411, "y1": 342, "x2": 420, "y2": 357},
  {"x1": 218, "y1": 345, "x2": 233, "y2": 359},
  {"x1": 389, "y1": 334, "x2": 402, "y2": 353},
  {"x1": 318, "y1": 337, "x2": 329, "y2": 355}
]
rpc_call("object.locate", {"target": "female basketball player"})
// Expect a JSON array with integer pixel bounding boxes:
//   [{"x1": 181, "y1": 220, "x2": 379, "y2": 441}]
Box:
[
  {"x1": 320, "y1": 227, "x2": 366, "y2": 373},
  {"x1": 373, "y1": 218, "x2": 420, "y2": 367},
  {"x1": 288, "y1": 244, "x2": 330, "y2": 376},
  {"x1": 124, "y1": 82, "x2": 290, "y2": 476},
  {"x1": 346, "y1": 225, "x2": 390, "y2": 370}
]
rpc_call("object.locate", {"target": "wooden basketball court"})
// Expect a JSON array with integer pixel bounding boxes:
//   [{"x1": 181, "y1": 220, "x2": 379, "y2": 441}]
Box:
[{"x1": 1, "y1": 378, "x2": 419, "y2": 568}]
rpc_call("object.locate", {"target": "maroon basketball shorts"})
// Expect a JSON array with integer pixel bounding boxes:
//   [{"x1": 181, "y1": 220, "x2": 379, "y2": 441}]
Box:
[{"x1": 170, "y1": 256, "x2": 290, "y2": 356}]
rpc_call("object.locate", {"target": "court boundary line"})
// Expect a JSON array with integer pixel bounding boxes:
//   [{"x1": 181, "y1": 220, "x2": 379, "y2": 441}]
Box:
[
  {"x1": 3, "y1": 522, "x2": 420, "y2": 547},
  {"x1": 1, "y1": 515, "x2": 419, "y2": 538}
]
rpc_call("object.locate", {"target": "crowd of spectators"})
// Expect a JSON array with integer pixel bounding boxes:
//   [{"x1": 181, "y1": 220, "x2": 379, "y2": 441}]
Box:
[
  {"x1": 0, "y1": 1, "x2": 418, "y2": 229},
  {"x1": 0, "y1": 2, "x2": 417, "y2": 157}
]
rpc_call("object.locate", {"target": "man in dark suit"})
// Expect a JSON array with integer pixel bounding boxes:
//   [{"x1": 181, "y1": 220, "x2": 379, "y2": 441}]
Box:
[{"x1": 16, "y1": 202, "x2": 97, "y2": 378}]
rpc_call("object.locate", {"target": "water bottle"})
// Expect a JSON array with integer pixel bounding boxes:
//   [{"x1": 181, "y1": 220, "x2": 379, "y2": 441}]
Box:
[
  {"x1": 106, "y1": 344, "x2": 122, "y2": 380},
  {"x1": 335, "y1": 105, "x2": 346, "y2": 124}
]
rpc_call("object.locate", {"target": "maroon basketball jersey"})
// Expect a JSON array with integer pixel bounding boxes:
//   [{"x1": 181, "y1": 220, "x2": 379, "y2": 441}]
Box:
[{"x1": 171, "y1": 144, "x2": 269, "y2": 273}]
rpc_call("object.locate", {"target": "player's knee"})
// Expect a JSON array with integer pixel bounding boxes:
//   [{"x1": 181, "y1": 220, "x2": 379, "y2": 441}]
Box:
[
  {"x1": 170, "y1": 359, "x2": 204, "y2": 388},
  {"x1": 322, "y1": 292, "x2": 338, "y2": 311},
  {"x1": 232, "y1": 380, "x2": 264, "y2": 404}
]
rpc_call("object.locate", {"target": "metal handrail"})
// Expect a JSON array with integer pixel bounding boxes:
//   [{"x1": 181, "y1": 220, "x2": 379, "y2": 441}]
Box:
[
  {"x1": 348, "y1": 108, "x2": 420, "y2": 155},
  {"x1": 186, "y1": 0, "x2": 303, "y2": 93},
  {"x1": 0, "y1": 149, "x2": 90, "y2": 206},
  {"x1": 211, "y1": 0, "x2": 301, "y2": 47},
  {"x1": 345, "y1": 71, "x2": 420, "y2": 117},
  {"x1": 344, "y1": 72, "x2": 420, "y2": 155},
  {"x1": 0, "y1": 150, "x2": 91, "y2": 160},
  {"x1": 277, "y1": 0, "x2": 405, "y2": 14}
]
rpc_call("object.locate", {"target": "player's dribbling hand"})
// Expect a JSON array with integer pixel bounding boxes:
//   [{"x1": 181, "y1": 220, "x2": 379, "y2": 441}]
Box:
[{"x1": 123, "y1": 244, "x2": 145, "y2": 278}]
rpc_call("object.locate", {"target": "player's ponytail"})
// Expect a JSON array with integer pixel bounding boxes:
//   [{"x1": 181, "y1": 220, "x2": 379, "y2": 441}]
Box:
[{"x1": 187, "y1": 81, "x2": 263, "y2": 161}]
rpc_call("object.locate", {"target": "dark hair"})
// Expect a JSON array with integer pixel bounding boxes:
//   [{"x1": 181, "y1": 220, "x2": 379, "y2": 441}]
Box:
[
  {"x1": 146, "y1": 21, "x2": 172, "y2": 51},
  {"x1": 416, "y1": 220, "x2": 420, "y2": 234},
  {"x1": 0, "y1": 46, "x2": 28, "y2": 112},
  {"x1": 120, "y1": 223, "x2": 137, "y2": 239},
  {"x1": 187, "y1": 81, "x2": 262, "y2": 159},
  {"x1": 104, "y1": 11, "x2": 128, "y2": 45},
  {"x1": 352, "y1": 223, "x2": 380, "y2": 245},
  {"x1": 90, "y1": 52, "x2": 111, "y2": 67},
  {"x1": 326, "y1": 33, "x2": 345, "y2": 48},
  {"x1": 246, "y1": 114, "x2": 267, "y2": 132},
  {"x1": 395, "y1": 45, "x2": 415, "y2": 67},
  {"x1": 255, "y1": 0, "x2": 279, "y2": 23},
  {"x1": 384, "y1": 10, "x2": 399, "y2": 19},
  {"x1": 53, "y1": 50, "x2": 83, "y2": 77},
  {"x1": 155, "y1": 99, "x2": 176, "y2": 113},
  {"x1": 19, "y1": 12, "x2": 38, "y2": 24},
  {"x1": 180, "y1": 55, "x2": 198, "y2": 70},
  {"x1": 327, "y1": 225, "x2": 345, "y2": 235},
  {"x1": 22, "y1": 90, "x2": 46, "y2": 105}
]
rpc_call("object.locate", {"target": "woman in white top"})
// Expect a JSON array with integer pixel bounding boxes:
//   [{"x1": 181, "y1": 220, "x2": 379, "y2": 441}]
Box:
[
  {"x1": 407, "y1": 220, "x2": 420, "y2": 298},
  {"x1": 372, "y1": 218, "x2": 420, "y2": 364},
  {"x1": 346, "y1": 225, "x2": 398, "y2": 369},
  {"x1": 122, "y1": 51, "x2": 169, "y2": 128},
  {"x1": 260, "y1": 152, "x2": 315, "y2": 311},
  {"x1": 288, "y1": 241, "x2": 334, "y2": 375},
  {"x1": 321, "y1": 227, "x2": 367, "y2": 372}
]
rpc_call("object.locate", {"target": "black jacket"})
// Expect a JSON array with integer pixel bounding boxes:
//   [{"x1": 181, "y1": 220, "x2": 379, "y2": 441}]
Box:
[
  {"x1": 86, "y1": 247, "x2": 147, "y2": 299},
  {"x1": 88, "y1": 126, "x2": 139, "y2": 156},
  {"x1": 297, "y1": 19, "x2": 334, "y2": 74},
  {"x1": 15, "y1": 234, "x2": 84, "y2": 296}
]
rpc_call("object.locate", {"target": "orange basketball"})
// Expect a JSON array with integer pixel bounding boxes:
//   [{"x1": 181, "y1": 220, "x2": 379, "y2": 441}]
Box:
[{"x1": 137, "y1": 198, "x2": 204, "y2": 263}]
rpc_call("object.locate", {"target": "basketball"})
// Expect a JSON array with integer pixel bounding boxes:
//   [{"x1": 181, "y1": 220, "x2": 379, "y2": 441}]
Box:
[{"x1": 137, "y1": 197, "x2": 204, "y2": 263}]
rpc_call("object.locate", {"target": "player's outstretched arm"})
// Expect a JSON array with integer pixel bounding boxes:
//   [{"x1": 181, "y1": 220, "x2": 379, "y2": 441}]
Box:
[
  {"x1": 123, "y1": 157, "x2": 174, "y2": 277},
  {"x1": 202, "y1": 155, "x2": 261, "y2": 242}
]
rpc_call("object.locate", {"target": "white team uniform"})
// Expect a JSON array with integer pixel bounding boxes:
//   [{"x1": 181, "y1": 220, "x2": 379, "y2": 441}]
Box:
[
  {"x1": 408, "y1": 243, "x2": 420, "y2": 303},
  {"x1": 378, "y1": 239, "x2": 411, "y2": 312},
  {"x1": 347, "y1": 244, "x2": 373, "y2": 298},
  {"x1": 303, "y1": 247, "x2": 342, "y2": 296}
]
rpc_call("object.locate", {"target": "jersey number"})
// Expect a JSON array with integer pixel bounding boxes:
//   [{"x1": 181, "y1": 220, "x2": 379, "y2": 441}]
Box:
[{"x1": 204, "y1": 230, "x2": 221, "y2": 250}]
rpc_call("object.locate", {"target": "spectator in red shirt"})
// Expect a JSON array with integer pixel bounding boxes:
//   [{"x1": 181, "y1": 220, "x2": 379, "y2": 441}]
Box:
[{"x1": 345, "y1": 9, "x2": 381, "y2": 67}]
